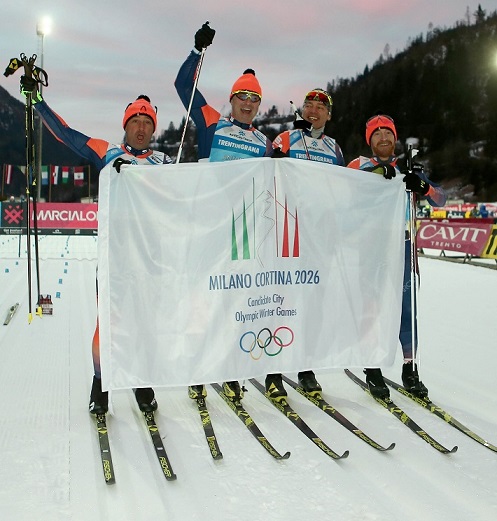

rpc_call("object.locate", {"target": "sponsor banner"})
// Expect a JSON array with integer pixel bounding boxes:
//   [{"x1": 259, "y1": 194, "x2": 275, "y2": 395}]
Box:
[
  {"x1": 417, "y1": 220, "x2": 493, "y2": 256},
  {"x1": 1, "y1": 202, "x2": 98, "y2": 233},
  {"x1": 1, "y1": 228, "x2": 97, "y2": 236},
  {"x1": 31, "y1": 203, "x2": 98, "y2": 229},
  {"x1": 480, "y1": 225, "x2": 497, "y2": 259},
  {"x1": 97, "y1": 159, "x2": 407, "y2": 391},
  {"x1": 1, "y1": 202, "x2": 26, "y2": 228},
  {"x1": 1, "y1": 228, "x2": 24, "y2": 236}
]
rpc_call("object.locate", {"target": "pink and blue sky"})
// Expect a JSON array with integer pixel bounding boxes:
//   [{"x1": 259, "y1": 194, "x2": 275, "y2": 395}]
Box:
[{"x1": 1, "y1": 1, "x2": 489, "y2": 144}]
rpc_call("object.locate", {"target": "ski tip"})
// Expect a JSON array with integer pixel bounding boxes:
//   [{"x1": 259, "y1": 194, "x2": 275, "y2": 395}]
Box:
[
  {"x1": 280, "y1": 451, "x2": 291, "y2": 460},
  {"x1": 385, "y1": 442, "x2": 396, "y2": 451},
  {"x1": 339, "y1": 450, "x2": 350, "y2": 459},
  {"x1": 449, "y1": 445, "x2": 458, "y2": 454}
]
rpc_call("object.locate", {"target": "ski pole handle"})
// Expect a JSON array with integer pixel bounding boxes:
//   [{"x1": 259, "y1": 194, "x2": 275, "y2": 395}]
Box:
[
  {"x1": 176, "y1": 48, "x2": 206, "y2": 164},
  {"x1": 290, "y1": 101, "x2": 310, "y2": 159}
]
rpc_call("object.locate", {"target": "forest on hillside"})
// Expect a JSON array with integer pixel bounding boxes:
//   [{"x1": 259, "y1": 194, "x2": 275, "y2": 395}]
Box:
[
  {"x1": 155, "y1": 6, "x2": 497, "y2": 201},
  {"x1": 2, "y1": 5, "x2": 497, "y2": 202}
]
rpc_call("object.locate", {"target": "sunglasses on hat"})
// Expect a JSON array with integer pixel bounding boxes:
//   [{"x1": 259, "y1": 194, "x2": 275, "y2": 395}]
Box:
[
  {"x1": 232, "y1": 90, "x2": 261, "y2": 103},
  {"x1": 304, "y1": 89, "x2": 333, "y2": 107}
]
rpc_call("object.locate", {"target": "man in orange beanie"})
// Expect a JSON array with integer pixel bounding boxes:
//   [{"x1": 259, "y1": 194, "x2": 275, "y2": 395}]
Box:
[
  {"x1": 175, "y1": 22, "x2": 273, "y2": 403},
  {"x1": 348, "y1": 113, "x2": 446, "y2": 400},
  {"x1": 20, "y1": 76, "x2": 172, "y2": 416},
  {"x1": 175, "y1": 22, "x2": 272, "y2": 163}
]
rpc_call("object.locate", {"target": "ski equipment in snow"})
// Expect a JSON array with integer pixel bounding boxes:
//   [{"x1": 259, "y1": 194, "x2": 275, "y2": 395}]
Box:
[
  {"x1": 265, "y1": 373, "x2": 288, "y2": 402},
  {"x1": 134, "y1": 387, "x2": 158, "y2": 412},
  {"x1": 93, "y1": 413, "x2": 116, "y2": 485},
  {"x1": 211, "y1": 382, "x2": 290, "y2": 460},
  {"x1": 142, "y1": 411, "x2": 177, "y2": 481},
  {"x1": 406, "y1": 145, "x2": 421, "y2": 374},
  {"x1": 345, "y1": 369, "x2": 458, "y2": 454},
  {"x1": 282, "y1": 375, "x2": 395, "y2": 451},
  {"x1": 401, "y1": 362, "x2": 429, "y2": 399},
  {"x1": 193, "y1": 396, "x2": 223, "y2": 460},
  {"x1": 364, "y1": 368, "x2": 390, "y2": 400},
  {"x1": 290, "y1": 101, "x2": 311, "y2": 159},
  {"x1": 176, "y1": 46, "x2": 206, "y2": 163},
  {"x1": 89, "y1": 376, "x2": 108, "y2": 415},
  {"x1": 250, "y1": 378, "x2": 349, "y2": 460},
  {"x1": 3, "y1": 303, "x2": 19, "y2": 325},
  {"x1": 383, "y1": 375, "x2": 497, "y2": 452},
  {"x1": 4, "y1": 54, "x2": 48, "y2": 322}
]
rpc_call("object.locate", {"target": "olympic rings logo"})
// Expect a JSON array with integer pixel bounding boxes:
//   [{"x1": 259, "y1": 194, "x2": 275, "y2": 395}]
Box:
[{"x1": 239, "y1": 327, "x2": 294, "y2": 360}]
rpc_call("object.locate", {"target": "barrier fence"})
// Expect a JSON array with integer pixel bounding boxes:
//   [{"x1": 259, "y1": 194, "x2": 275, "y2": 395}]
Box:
[
  {"x1": 1, "y1": 202, "x2": 97, "y2": 236},
  {"x1": 2, "y1": 202, "x2": 496, "y2": 259}
]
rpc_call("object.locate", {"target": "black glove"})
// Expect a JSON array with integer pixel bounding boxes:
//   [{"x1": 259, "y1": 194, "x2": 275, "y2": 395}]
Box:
[
  {"x1": 20, "y1": 75, "x2": 37, "y2": 93},
  {"x1": 364, "y1": 164, "x2": 396, "y2": 180},
  {"x1": 403, "y1": 171, "x2": 429, "y2": 195},
  {"x1": 293, "y1": 118, "x2": 311, "y2": 131},
  {"x1": 272, "y1": 147, "x2": 288, "y2": 159},
  {"x1": 194, "y1": 22, "x2": 215, "y2": 51},
  {"x1": 113, "y1": 158, "x2": 132, "y2": 173},
  {"x1": 20, "y1": 75, "x2": 43, "y2": 104}
]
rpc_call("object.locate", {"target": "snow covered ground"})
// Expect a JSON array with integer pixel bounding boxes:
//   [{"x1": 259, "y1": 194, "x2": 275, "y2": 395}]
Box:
[{"x1": 1, "y1": 235, "x2": 496, "y2": 521}]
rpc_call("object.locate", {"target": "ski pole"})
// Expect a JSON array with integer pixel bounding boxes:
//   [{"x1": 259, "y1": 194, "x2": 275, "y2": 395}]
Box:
[
  {"x1": 25, "y1": 89, "x2": 34, "y2": 322},
  {"x1": 176, "y1": 47, "x2": 206, "y2": 164},
  {"x1": 406, "y1": 145, "x2": 420, "y2": 370},
  {"x1": 4, "y1": 53, "x2": 48, "y2": 321},
  {"x1": 31, "y1": 172, "x2": 43, "y2": 318},
  {"x1": 23, "y1": 55, "x2": 43, "y2": 319},
  {"x1": 290, "y1": 101, "x2": 310, "y2": 160}
]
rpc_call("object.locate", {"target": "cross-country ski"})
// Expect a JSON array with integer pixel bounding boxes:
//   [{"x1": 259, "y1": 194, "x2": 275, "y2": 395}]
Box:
[{"x1": 3, "y1": 303, "x2": 19, "y2": 325}]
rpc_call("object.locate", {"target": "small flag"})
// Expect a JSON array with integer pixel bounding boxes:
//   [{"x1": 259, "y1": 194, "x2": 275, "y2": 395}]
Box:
[
  {"x1": 4, "y1": 164, "x2": 13, "y2": 184},
  {"x1": 41, "y1": 166, "x2": 49, "y2": 186},
  {"x1": 62, "y1": 167, "x2": 69, "y2": 184},
  {"x1": 51, "y1": 165, "x2": 60, "y2": 185},
  {"x1": 74, "y1": 166, "x2": 85, "y2": 186}
]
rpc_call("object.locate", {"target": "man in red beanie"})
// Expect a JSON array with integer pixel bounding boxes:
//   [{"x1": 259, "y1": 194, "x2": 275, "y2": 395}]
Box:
[
  {"x1": 20, "y1": 76, "x2": 172, "y2": 416},
  {"x1": 347, "y1": 113, "x2": 446, "y2": 400},
  {"x1": 175, "y1": 22, "x2": 272, "y2": 163},
  {"x1": 175, "y1": 22, "x2": 273, "y2": 403}
]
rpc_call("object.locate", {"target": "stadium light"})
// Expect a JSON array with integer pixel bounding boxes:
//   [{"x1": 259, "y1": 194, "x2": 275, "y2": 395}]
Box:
[{"x1": 36, "y1": 17, "x2": 51, "y2": 200}]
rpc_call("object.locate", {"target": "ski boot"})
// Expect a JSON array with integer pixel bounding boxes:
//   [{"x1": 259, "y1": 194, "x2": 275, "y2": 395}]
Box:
[
  {"x1": 265, "y1": 373, "x2": 288, "y2": 403},
  {"x1": 133, "y1": 387, "x2": 158, "y2": 412},
  {"x1": 188, "y1": 385, "x2": 207, "y2": 400},
  {"x1": 89, "y1": 375, "x2": 108, "y2": 415},
  {"x1": 402, "y1": 362, "x2": 429, "y2": 399},
  {"x1": 298, "y1": 370, "x2": 322, "y2": 398},
  {"x1": 222, "y1": 381, "x2": 244, "y2": 401},
  {"x1": 364, "y1": 368, "x2": 390, "y2": 400}
]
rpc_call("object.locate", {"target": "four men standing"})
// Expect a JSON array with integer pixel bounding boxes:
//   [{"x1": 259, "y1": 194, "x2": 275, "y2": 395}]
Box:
[{"x1": 21, "y1": 21, "x2": 445, "y2": 413}]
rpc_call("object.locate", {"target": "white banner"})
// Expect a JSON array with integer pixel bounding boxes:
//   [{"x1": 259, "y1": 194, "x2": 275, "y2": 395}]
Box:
[{"x1": 98, "y1": 158, "x2": 406, "y2": 390}]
